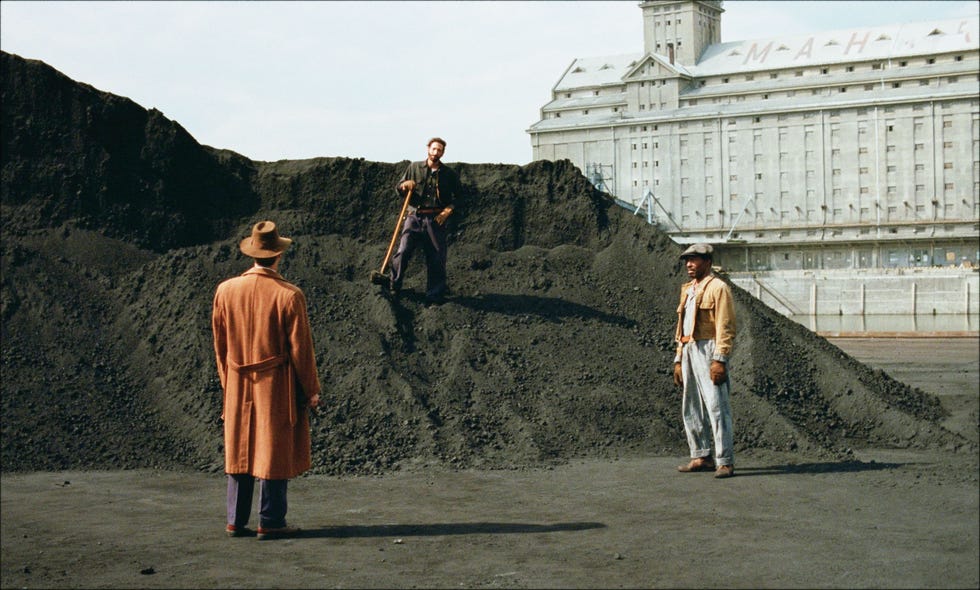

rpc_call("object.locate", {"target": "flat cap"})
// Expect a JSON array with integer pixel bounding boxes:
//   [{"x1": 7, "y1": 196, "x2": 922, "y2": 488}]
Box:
[{"x1": 679, "y1": 243, "x2": 714, "y2": 259}]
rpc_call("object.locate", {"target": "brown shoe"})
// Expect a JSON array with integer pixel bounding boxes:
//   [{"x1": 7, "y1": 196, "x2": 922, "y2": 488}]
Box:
[
  {"x1": 677, "y1": 457, "x2": 716, "y2": 472},
  {"x1": 714, "y1": 464, "x2": 735, "y2": 479},
  {"x1": 257, "y1": 524, "x2": 301, "y2": 540},
  {"x1": 225, "y1": 524, "x2": 255, "y2": 538}
]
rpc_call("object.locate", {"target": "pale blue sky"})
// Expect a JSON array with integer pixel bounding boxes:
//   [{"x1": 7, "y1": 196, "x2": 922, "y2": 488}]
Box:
[{"x1": 2, "y1": 1, "x2": 976, "y2": 164}]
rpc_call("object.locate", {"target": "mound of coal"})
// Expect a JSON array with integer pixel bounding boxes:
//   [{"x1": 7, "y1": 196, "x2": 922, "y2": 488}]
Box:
[{"x1": 1, "y1": 51, "x2": 969, "y2": 475}]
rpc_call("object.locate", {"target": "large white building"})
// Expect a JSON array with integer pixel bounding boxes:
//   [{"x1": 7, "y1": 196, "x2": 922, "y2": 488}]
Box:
[{"x1": 528, "y1": 1, "x2": 980, "y2": 274}]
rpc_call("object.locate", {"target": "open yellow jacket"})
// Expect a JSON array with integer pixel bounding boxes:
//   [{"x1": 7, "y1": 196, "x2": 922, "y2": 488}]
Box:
[
  {"x1": 673, "y1": 274, "x2": 736, "y2": 363},
  {"x1": 212, "y1": 267, "x2": 321, "y2": 480}
]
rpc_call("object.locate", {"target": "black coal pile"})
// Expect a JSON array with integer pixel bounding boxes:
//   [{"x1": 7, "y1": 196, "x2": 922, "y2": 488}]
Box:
[{"x1": 1, "y1": 51, "x2": 968, "y2": 475}]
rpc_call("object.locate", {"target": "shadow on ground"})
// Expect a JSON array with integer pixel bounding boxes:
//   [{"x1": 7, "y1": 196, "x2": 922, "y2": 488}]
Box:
[
  {"x1": 736, "y1": 460, "x2": 904, "y2": 477},
  {"x1": 296, "y1": 521, "x2": 607, "y2": 539}
]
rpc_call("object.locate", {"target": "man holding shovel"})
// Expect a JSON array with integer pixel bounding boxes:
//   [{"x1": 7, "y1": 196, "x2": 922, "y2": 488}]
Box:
[{"x1": 381, "y1": 137, "x2": 461, "y2": 304}]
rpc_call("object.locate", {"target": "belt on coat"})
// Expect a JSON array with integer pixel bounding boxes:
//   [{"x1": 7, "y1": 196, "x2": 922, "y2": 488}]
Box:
[
  {"x1": 229, "y1": 354, "x2": 286, "y2": 373},
  {"x1": 414, "y1": 208, "x2": 441, "y2": 215}
]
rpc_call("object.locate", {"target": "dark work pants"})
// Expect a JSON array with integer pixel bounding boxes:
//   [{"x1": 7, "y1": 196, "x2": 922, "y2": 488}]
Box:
[
  {"x1": 389, "y1": 213, "x2": 448, "y2": 298},
  {"x1": 227, "y1": 474, "x2": 288, "y2": 529}
]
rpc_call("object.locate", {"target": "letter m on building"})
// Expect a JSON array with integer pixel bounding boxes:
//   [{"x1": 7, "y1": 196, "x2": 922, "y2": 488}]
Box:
[{"x1": 743, "y1": 41, "x2": 774, "y2": 65}]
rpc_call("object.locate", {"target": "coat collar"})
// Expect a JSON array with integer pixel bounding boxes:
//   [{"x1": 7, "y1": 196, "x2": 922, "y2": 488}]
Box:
[
  {"x1": 242, "y1": 266, "x2": 285, "y2": 280},
  {"x1": 685, "y1": 273, "x2": 715, "y2": 290}
]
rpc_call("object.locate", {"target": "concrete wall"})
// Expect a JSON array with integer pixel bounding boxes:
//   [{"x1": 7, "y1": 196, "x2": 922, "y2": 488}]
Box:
[{"x1": 729, "y1": 267, "x2": 980, "y2": 316}]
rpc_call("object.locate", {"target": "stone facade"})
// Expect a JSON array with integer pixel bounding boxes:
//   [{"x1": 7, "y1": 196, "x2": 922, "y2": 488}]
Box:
[{"x1": 528, "y1": 1, "x2": 980, "y2": 271}]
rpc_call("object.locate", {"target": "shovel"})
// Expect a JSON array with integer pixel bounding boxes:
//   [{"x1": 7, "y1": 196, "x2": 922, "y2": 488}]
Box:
[{"x1": 370, "y1": 187, "x2": 413, "y2": 286}]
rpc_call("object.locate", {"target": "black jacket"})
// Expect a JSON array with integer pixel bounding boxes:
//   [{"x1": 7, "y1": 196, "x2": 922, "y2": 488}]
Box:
[{"x1": 397, "y1": 160, "x2": 461, "y2": 211}]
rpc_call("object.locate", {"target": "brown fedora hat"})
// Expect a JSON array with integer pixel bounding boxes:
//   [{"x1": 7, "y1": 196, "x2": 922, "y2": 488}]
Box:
[{"x1": 239, "y1": 220, "x2": 292, "y2": 258}]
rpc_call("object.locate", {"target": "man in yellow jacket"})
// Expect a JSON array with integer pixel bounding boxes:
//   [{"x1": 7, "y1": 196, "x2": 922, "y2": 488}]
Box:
[
  {"x1": 672, "y1": 243, "x2": 736, "y2": 479},
  {"x1": 212, "y1": 221, "x2": 322, "y2": 539}
]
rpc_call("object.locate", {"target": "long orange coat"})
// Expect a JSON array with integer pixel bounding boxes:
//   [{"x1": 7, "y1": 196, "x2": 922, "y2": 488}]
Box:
[{"x1": 212, "y1": 267, "x2": 321, "y2": 479}]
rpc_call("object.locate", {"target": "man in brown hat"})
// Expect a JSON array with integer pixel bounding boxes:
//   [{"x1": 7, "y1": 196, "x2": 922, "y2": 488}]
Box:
[
  {"x1": 212, "y1": 220, "x2": 321, "y2": 539},
  {"x1": 672, "y1": 243, "x2": 737, "y2": 479}
]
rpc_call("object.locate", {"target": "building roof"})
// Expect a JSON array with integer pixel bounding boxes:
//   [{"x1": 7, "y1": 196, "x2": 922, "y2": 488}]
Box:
[
  {"x1": 694, "y1": 16, "x2": 979, "y2": 76},
  {"x1": 549, "y1": 15, "x2": 978, "y2": 90},
  {"x1": 553, "y1": 53, "x2": 643, "y2": 91}
]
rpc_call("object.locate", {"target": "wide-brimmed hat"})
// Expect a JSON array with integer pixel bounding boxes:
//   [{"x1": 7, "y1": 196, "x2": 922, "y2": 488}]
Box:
[
  {"x1": 679, "y1": 243, "x2": 713, "y2": 259},
  {"x1": 239, "y1": 220, "x2": 292, "y2": 258}
]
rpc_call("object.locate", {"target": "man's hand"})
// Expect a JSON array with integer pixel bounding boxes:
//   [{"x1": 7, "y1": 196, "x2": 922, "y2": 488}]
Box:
[
  {"x1": 435, "y1": 207, "x2": 453, "y2": 225},
  {"x1": 399, "y1": 179, "x2": 416, "y2": 193},
  {"x1": 308, "y1": 393, "x2": 320, "y2": 410},
  {"x1": 710, "y1": 361, "x2": 727, "y2": 385},
  {"x1": 673, "y1": 362, "x2": 683, "y2": 387}
]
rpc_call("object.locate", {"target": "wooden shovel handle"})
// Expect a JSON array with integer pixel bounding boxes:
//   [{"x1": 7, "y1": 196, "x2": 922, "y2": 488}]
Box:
[{"x1": 379, "y1": 188, "x2": 413, "y2": 275}]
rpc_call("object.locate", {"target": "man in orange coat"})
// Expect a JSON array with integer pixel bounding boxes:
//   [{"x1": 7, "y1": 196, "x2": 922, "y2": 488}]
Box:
[{"x1": 212, "y1": 220, "x2": 321, "y2": 540}]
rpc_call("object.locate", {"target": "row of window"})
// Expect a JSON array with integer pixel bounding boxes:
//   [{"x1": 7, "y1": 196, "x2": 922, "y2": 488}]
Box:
[
  {"x1": 630, "y1": 175, "x2": 966, "y2": 195},
  {"x1": 676, "y1": 205, "x2": 970, "y2": 224},
  {"x1": 708, "y1": 54, "x2": 967, "y2": 86},
  {"x1": 613, "y1": 101, "x2": 969, "y2": 126},
  {"x1": 629, "y1": 175, "x2": 970, "y2": 201},
  {"x1": 684, "y1": 75, "x2": 969, "y2": 107},
  {"x1": 551, "y1": 76, "x2": 973, "y2": 118},
  {"x1": 629, "y1": 137, "x2": 963, "y2": 152}
]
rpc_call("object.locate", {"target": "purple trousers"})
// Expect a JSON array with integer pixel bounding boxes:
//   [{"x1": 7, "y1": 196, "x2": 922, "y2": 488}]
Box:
[
  {"x1": 389, "y1": 213, "x2": 448, "y2": 298},
  {"x1": 226, "y1": 474, "x2": 288, "y2": 529}
]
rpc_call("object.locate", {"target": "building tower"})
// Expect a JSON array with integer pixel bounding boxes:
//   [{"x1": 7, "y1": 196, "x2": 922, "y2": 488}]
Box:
[{"x1": 641, "y1": 0, "x2": 724, "y2": 65}]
